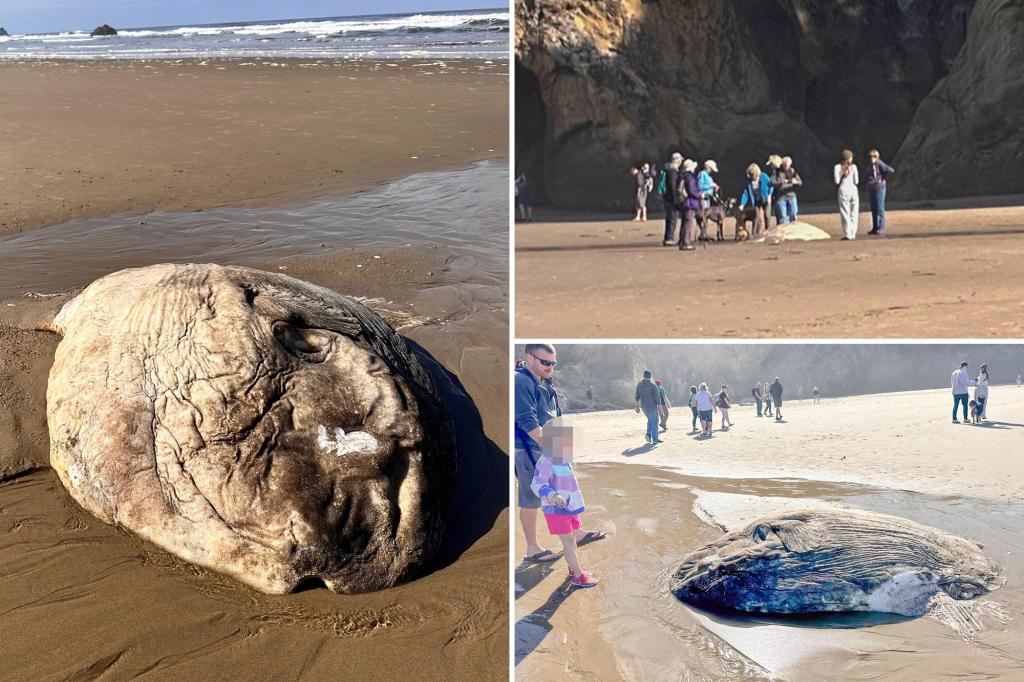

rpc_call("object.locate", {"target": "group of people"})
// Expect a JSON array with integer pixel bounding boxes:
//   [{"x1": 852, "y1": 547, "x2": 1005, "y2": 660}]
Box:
[
  {"x1": 951, "y1": 361, "x2": 992, "y2": 424},
  {"x1": 634, "y1": 372, "x2": 787, "y2": 439},
  {"x1": 630, "y1": 148, "x2": 895, "y2": 243}
]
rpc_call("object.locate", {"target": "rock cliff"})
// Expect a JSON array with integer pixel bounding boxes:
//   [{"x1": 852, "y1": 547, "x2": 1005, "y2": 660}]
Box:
[{"x1": 517, "y1": 0, "x2": 989, "y2": 208}]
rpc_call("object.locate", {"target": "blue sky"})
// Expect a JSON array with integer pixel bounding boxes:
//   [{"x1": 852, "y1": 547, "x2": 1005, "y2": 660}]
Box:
[{"x1": 0, "y1": 1, "x2": 503, "y2": 35}]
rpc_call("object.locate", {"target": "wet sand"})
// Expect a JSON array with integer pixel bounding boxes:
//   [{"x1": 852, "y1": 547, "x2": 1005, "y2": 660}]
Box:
[
  {"x1": 0, "y1": 63, "x2": 508, "y2": 678},
  {"x1": 0, "y1": 58, "x2": 507, "y2": 235},
  {"x1": 515, "y1": 389, "x2": 1024, "y2": 679},
  {"x1": 515, "y1": 201, "x2": 1024, "y2": 338},
  {"x1": 515, "y1": 464, "x2": 1024, "y2": 681}
]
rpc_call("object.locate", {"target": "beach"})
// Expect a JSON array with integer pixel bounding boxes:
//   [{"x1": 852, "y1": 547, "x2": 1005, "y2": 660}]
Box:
[
  {"x1": 0, "y1": 58, "x2": 506, "y2": 235},
  {"x1": 515, "y1": 201, "x2": 1024, "y2": 338},
  {"x1": 515, "y1": 388, "x2": 1024, "y2": 679},
  {"x1": 0, "y1": 54, "x2": 508, "y2": 680}
]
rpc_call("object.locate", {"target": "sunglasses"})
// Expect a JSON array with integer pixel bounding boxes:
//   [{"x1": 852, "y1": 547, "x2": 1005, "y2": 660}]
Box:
[{"x1": 528, "y1": 352, "x2": 557, "y2": 367}]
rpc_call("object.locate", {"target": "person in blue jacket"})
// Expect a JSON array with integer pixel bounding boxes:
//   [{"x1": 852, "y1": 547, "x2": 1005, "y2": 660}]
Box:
[{"x1": 739, "y1": 163, "x2": 773, "y2": 238}]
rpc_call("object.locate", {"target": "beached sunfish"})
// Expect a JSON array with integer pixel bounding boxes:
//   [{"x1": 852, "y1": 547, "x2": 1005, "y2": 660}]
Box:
[
  {"x1": 671, "y1": 509, "x2": 1004, "y2": 620},
  {"x1": 47, "y1": 263, "x2": 455, "y2": 594}
]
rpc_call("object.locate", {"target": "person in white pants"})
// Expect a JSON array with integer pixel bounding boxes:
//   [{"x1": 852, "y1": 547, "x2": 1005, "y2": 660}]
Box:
[
  {"x1": 975, "y1": 363, "x2": 990, "y2": 419},
  {"x1": 834, "y1": 149, "x2": 860, "y2": 240}
]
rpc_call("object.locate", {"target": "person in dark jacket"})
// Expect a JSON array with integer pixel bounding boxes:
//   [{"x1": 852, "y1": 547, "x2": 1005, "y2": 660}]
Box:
[
  {"x1": 661, "y1": 152, "x2": 684, "y2": 245},
  {"x1": 678, "y1": 159, "x2": 701, "y2": 251},
  {"x1": 773, "y1": 156, "x2": 803, "y2": 224},
  {"x1": 865, "y1": 149, "x2": 895, "y2": 235},
  {"x1": 635, "y1": 370, "x2": 663, "y2": 443},
  {"x1": 752, "y1": 383, "x2": 763, "y2": 417},
  {"x1": 769, "y1": 377, "x2": 784, "y2": 421}
]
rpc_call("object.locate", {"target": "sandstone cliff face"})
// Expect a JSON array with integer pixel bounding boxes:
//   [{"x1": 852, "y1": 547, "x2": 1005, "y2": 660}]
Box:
[
  {"x1": 516, "y1": 0, "x2": 977, "y2": 208},
  {"x1": 894, "y1": 0, "x2": 1024, "y2": 199}
]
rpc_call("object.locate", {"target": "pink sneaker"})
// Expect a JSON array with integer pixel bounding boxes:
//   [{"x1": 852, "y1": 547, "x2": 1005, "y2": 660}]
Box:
[{"x1": 571, "y1": 570, "x2": 599, "y2": 588}]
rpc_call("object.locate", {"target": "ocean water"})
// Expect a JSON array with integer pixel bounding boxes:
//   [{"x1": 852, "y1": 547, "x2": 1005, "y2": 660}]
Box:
[{"x1": 0, "y1": 9, "x2": 508, "y2": 60}]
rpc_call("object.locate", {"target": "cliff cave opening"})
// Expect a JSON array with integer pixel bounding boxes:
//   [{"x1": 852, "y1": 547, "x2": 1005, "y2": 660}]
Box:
[{"x1": 515, "y1": 60, "x2": 548, "y2": 205}]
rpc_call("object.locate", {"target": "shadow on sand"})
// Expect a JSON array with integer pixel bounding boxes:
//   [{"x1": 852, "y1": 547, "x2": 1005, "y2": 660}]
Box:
[
  {"x1": 411, "y1": 341, "x2": 508, "y2": 575},
  {"x1": 622, "y1": 443, "x2": 658, "y2": 457},
  {"x1": 515, "y1": 576, "x2": 575, "y2": 666},
  {"x1": 968, "y1": 420, "x2": 1023, "y2": 429}
]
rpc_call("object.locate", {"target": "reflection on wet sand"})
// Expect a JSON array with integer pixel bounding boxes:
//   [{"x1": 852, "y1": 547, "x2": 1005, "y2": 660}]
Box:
[{"x1": 515, "y1": 463, "x2": 1024, "y2": 680}]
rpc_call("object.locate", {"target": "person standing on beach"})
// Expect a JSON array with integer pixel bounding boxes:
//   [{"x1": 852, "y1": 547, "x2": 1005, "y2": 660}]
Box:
[
  {"x1": 631, "y1": 164, "x2": 650, "y2": 222},
  {"x1": 770, "y1": 378, "x2": 784, "y2": 421},
  {"x1": 716, "y1": 385, "x2": 734, "y2": 430},
  {"x1": 695, "y1": 383, "x2": 715, "y2": 437},
  {"x1": 774, "y1": 156, "x2": 802, "y2": 225},
  {"x1": 752, "y1": 382, "x2": 763, "y2": 417},
  {"x1": 660, "y1": 152, "x2": 684, "y2": 245},
  {"x1": 865, "y1": 149, "x2": 895, "y2": 236},
  {"x1": 514, "y1": 344, "x2": 561, "y2": 563},
  {"x1": 656, "y1": 379, "x2": 670, "y2": 431},
  {"x1": 677, "y1": 159, "x2": 701, "y2": 251},
  {"x1": 975, "y1": 363, "x2": 990, "y2": 420},
  {"x1": 813, "y1": 386, "x2": 820, "y2": 404},
  {"x1": 688, "y1": 386, "x2": 699, "y2": 432},
  {"x1": 530, "y1": 418, "x2": 599, "y2": 588},
  {"x1": 635, "y1": 371, "x2": 663, "y2": 444},
  {"x1": 739, "y1": 164, "x2": 773, "y2": 238},
  {"x1": 951, "y1": 361, "x2": 973, "y2": 424},
  {"x1": 835, "y1": 149, "x2": 860, "y2": 240},
  {"x1": 763, "y1": 382, "x2": 773, "y2": 417},
  {"x1": 515, "y1": 172, "x2": 533, "y2": 222}
]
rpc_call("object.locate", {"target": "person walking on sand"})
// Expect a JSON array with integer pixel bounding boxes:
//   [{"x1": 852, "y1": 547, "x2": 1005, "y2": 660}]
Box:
[
  {"x1": 813, "y1": 386, "x2": 820, "y2": 404},
  {"x1": 656, "y1": 379, "x2": 671, "y2": 431},
  {"x1": 631, "y1": 163, "x2": 650, "y2": 222},
  {"x1": 688, "y1": 386, "x2": 699, "y2": 432},
  {"x1": 770, "y1": 378, "x2": 784, "y2": 421},
  {"x1": 975, "y1": 363, "x2": 990, "y2": 420},
  {"x1": 531, "y1": 418, "x2": 599, "y2": 588},
  {"x1": 677, "y1": 159, "x2": 701, "y2": 251},
  {"x1": 635, "y1": 370, "x2": 663, "y2": 444},
  {"x1": 716, "y1": 385, "x2": 734, "y2": 430},
  {"x1": 752, "y1": 382, "x2": 763, "y2": 417},
  {"x1": 951, "y1": 361, "x2": 973, "y2": 424},
  {"x1": 763, "y1": 382, "x2": 773, "y2": 417},
  {"x1": 865, "y1": 149, "x2": 895, "y2": 236},
  {"x1": 695, "y1": 383, "x2": 715, "y2": 437},
  {"x1": 515, "y1": 344, "x2": 605, "y2": 564},
  {"x1": 739, "y1": 163, "x2": 773, "y2": 238},
  {"x1": 835, "y1": 149, "x2": 860, "y2": 240},
  {"x1": 660, "y1": 152, "x2": 684, "y2": 245}
]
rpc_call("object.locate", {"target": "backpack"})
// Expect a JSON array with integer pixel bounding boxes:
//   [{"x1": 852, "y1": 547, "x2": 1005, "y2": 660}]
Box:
[
  {"x1": 656, "y1": 169, "x2": 668, "y2": 197},
  {"x1": 715, "y1": 392, "x2": 727, "y2": 408},
  {"x1": 677, "y1": 172, "x2": 690, "y2": 201},
  {"x1": 513, "y1": 367, "x2": 561, "y2": 468}
]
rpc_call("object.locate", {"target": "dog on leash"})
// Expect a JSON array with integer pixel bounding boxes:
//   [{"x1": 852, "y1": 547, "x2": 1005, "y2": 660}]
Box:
[
  {"x1": 969, "y1": 399, "x2": 981, "y2": 424},
  {"x1": 698, "y1": 198, "x2": 730, "y2": 241}
]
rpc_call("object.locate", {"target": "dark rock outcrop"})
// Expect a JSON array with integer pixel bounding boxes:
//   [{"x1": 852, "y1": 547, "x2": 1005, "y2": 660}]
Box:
[
  {"x1": 90, "y1": 24, "x2": 117, "y2": 37},
  {"x1": 894, "y1": 0, "x2": 1024, "y2": 199},
  {"x1": 0, "y1": 28, "x2": 9, "y2": 37},
  {"x1": 516, "y1": 0, "x2": 979, "y2": 209}
]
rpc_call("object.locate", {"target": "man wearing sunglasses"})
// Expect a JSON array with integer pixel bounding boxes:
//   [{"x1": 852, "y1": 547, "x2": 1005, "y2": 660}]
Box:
[{"x1": 515, "y1": 344, "x2": 605, "y2": 563}]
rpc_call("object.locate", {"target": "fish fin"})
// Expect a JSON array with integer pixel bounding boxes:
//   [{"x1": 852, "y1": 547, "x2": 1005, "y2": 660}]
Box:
[{"x1": 770, "y1": 519, "x2": 823, "y2": 553}]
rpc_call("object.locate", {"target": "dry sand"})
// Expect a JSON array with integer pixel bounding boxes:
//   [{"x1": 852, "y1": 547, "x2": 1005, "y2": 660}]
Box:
[
  {"x1": 0, "y1": 58, "x2": 507, "y2": 235},
  {"x1": 515, "y1": 202, "x2": 1024, "y2": 338},
  {"x1": 0, "y1": 58, "x2": 508, "y2": 681},
  {"x1": 515, "y1": 389, "x2": 1024, "y2": 680}
]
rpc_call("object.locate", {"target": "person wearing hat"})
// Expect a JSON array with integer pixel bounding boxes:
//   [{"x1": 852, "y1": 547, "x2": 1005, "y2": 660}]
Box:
[
  {"x1": 974, "y1": 363, "x2": 990, "y2": 420},
  {"x1": 865, "y1": 149, "x2": 895, "y2": 235},
  {"x1": 677, "y1": 159, "x2": 702, "y2": 251},
  {"x1": 951, "y1": 361, "x2": 974, "y2": 424},
  {"x1": 697, "y1": 160, "x2": 720, "y2": 204},
  {"x1": 660, "y1": 152, "x2": 684, "y2": 245}
]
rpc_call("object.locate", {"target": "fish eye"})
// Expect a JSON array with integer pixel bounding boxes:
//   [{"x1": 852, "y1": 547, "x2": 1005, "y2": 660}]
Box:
[
  {"x1": 752, "y1": 524, "x2": 772, "y2": 542},
  {"x1": 272, "y1": 321, "x2": 333, "y2": 363}
]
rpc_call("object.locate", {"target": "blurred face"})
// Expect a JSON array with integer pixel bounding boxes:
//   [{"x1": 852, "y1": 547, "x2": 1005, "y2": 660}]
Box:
[
  {"x1": 543, "y1": 425, "x2": 575, "y2": 463},
  {"x1": 781, "y1": 159, "x2": 791, "y2": 169},
  {"x1": 526, "y1": 347, "x2": 556, "y2": 380},
  {"x1": 750, "y1": 167, "x2": 760, "y2": 180},
  {"x1": 870, "y1": 152, "x2": 879, "y2": 162}
]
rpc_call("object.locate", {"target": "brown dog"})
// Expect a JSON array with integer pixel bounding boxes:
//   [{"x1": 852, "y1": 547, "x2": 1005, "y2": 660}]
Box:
[{"x1": 726, "y1": 198, "x2": 753, "y2": 241}]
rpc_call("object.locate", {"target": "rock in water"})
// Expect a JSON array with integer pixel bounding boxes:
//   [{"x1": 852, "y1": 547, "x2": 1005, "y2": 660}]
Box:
[
  {"x1": 0, "y1": 28, "x2": 9, "y2": 37},
  {"x1": 47, "y1": 263, "x2": 456, "y2": 594},
  {"x1": 671, "y1": 509, "x2": 1003, "y2": 616},
  {"x1": 90, "y1": 24, "x2": 117, "y2": 36}
]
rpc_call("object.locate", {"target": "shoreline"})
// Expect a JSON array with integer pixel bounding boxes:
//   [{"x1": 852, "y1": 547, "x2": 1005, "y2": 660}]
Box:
[{"x1": 0, "y1": 57, "x2": 508, "y2": 235}]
